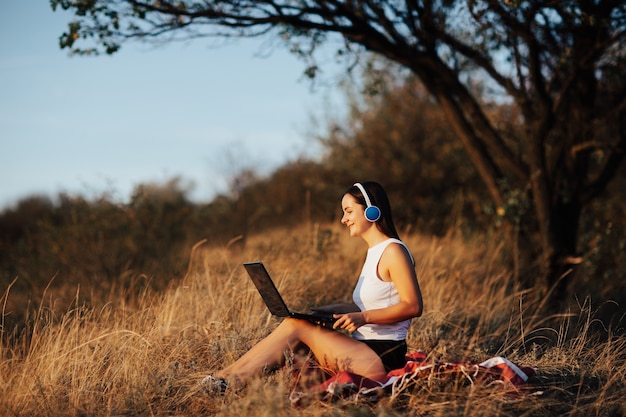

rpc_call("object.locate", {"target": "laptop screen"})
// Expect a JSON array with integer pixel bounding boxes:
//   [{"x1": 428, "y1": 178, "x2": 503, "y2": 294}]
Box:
[{"x1": 243, "y1": 262, "x2": 291, "y2": 318}]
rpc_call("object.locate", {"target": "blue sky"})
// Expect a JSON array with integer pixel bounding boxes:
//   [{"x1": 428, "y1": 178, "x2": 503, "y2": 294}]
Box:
[{"x1": 0, "y1": 2, "x2": 343, "y2": 210}]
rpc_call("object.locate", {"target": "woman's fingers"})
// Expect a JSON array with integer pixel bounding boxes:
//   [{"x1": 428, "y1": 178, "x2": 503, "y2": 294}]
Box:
[{"x1": 332, "y1": 313, "x2": 360, "y2": 332}]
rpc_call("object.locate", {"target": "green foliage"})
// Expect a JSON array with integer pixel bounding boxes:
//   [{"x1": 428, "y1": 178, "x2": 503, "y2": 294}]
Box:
[
  {"x1": 0, "y1": 179, "x2": 204, "y2": 329},
  {"x1": 2, "y1": 67, "x2": 625, "y2": 329},
  {"x1": 49, "y1": 0, "x2": 626, "y2": 310}
]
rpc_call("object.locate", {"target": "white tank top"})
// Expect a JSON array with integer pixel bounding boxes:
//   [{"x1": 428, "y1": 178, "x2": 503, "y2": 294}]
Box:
[{"x1": 352, "y1": 238, "x2": 415, "y2": 341}]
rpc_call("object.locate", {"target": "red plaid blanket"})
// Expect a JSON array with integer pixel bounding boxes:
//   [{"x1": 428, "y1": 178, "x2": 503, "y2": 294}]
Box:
[{"x1": 290, "y1": 351, "x2": 536, "y2": 406}]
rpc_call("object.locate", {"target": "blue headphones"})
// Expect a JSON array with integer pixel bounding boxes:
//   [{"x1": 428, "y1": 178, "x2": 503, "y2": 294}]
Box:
[{"x1": 353, "y1": 182, "x2": 381, "y2": 222}]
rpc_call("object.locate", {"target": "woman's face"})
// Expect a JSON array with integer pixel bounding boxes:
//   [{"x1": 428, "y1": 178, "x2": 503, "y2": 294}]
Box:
[{"x1": 341, "y1": 193, "x2": 370, "y2": 237}]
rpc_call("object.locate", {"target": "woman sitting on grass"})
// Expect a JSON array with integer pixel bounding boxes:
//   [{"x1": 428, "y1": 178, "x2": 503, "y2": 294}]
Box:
[{"x1": 203, "y1": 181, "x2": 423, "y2": 392}]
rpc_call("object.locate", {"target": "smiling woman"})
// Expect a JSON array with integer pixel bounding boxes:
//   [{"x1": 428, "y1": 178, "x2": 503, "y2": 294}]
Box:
[{"x1": 200, "y1": 181, "x2": 423, "y2": 393}]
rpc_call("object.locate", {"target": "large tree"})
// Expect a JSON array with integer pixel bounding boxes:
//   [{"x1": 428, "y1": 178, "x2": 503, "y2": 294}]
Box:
[{"x1": 52, "y1": 0, "x2": 626, "y2": 303}]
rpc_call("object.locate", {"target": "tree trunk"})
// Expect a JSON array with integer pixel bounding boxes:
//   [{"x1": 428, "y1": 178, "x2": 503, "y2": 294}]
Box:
[{"x1": 542, "y1": 198, "x2": 583, "y2": 310}]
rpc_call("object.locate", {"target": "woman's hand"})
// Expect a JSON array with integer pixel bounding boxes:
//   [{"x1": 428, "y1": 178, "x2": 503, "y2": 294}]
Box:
[{"x1": 332, "y1": 312, "x2": 367, "y2": 333}]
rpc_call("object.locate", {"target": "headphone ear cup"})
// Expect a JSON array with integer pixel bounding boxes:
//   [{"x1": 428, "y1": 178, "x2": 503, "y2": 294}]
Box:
[{"x1": 364, "y1": 205, "x2": 381, "y2": 222}]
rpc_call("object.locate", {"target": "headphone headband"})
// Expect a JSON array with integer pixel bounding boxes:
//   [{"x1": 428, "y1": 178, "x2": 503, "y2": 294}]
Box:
[
  {"x1": 354, "y1": 183, "x2": 373, "y2": 207},
  {"x1": 353, "y1": 182, "x2": 381, "y2": 222}
]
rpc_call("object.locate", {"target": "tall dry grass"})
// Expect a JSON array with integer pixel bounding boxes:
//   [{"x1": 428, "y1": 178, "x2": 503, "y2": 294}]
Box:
[{"x1": 1, "y1": 224, "x2": 624, "y2": 416}]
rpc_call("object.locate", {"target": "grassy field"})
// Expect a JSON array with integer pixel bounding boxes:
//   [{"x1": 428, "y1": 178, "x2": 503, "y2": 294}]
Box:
[{"x1": 1, "y1": 224, "x2": 624, "y2": 416}]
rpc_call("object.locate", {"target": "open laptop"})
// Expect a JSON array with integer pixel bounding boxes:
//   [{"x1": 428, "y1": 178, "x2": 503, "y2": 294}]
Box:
[{"x1": 243, "y1": 261, "x2": 337, "y2": 328}]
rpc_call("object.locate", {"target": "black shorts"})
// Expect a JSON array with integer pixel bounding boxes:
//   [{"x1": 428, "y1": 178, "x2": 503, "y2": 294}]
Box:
[{"x1": 360, "y1": 339, "x2": 407, "y2": 372}]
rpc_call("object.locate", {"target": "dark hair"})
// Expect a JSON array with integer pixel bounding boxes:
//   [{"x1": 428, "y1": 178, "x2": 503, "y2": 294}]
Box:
[{"x1": 346, "y1": 181, "x2": 400, "y2": 239}]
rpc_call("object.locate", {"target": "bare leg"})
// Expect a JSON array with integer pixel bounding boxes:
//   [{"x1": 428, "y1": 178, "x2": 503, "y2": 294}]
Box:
[{"x1": 216, "y1": 318, "x2": 387, "y2": 382}]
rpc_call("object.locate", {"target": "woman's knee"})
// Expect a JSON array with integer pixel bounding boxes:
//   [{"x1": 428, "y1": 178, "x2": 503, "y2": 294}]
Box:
[
  {"x1": 280, "y1": 317, "x2": 314, "y2": 331},
  {"x1": 277, "y1": 318, "x2": 317, "y2": 339}
]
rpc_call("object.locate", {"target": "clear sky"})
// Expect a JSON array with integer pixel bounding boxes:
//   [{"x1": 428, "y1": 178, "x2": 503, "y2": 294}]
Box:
[{"x1": 0, "y1": 2, "x2": 343, "y2": 210}]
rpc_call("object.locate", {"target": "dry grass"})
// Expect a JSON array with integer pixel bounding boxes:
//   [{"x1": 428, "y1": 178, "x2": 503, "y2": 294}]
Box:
[{"x1": 1, "y1": 224, "x2": 624, "y2": 416}]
